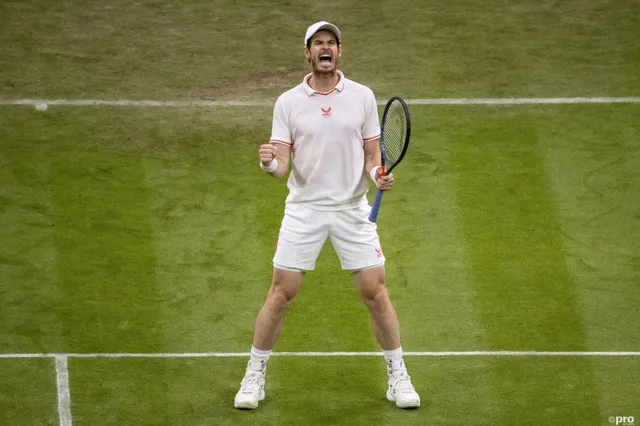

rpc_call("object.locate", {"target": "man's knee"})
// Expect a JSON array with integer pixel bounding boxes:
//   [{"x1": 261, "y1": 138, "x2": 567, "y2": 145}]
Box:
[
  {"x1": 360, "y1": 283, "x2": 390, "y2": 307},
  {"x1": 266, "y1": 268, "x2": 303, "y2": 308},
  {"x1": 354, "y1": 266, "x2": 389, "y2": 304}
]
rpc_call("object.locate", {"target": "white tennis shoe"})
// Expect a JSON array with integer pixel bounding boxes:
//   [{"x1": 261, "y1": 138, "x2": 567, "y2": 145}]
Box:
[
  {"x1": 386, "y1": 361, "x2": 420, "y2": 409},
  {"x1": 234, "y1": 361, "x2": 266, "y2": 409}
]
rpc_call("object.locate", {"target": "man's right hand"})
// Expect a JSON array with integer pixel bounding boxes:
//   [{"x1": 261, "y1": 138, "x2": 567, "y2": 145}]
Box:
[{"x1": 259, "y1": 143, "x2": 278, "y2": 166}]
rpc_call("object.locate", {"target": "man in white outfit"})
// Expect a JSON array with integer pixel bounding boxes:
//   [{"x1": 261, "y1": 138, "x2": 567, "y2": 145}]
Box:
[{"x1": 234, "y1": 21, "x2": 420, "y2": 410}]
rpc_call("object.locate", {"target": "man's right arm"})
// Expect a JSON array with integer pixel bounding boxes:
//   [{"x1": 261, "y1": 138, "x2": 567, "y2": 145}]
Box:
[{"x1": 259, "y1": 142, "x2": 291, "y2": 178}]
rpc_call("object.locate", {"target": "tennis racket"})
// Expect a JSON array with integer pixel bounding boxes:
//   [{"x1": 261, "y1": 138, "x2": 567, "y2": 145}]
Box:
[{"x1": 368, "y1": 96, "x2": 411, "y2": 223}]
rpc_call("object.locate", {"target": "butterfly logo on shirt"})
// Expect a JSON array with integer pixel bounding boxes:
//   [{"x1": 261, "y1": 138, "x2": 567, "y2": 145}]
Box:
[{"x1": 321, "y1": 107, "x2": 332, "y2": 118}]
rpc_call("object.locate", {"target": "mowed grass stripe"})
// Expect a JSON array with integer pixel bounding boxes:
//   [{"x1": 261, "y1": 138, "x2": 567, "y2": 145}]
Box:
[
  {"x1": 47, "y1": 109, "x2": 164, "y2": 354},
  {"x1": 142, "y1": 108, "x2": 276, "y2": 352},
  {"x1": 537, "y1": 105, "x2": 640, "y2": 351},
  {"x1": 0, "y1": 109, "x2": 62, "y2": 353},
  {"x1": 450, "y1": 113, "x2": 601, "y2": 422},
  {"x1": 451, "y1": 113, "x2": 592, "y2": 349}
]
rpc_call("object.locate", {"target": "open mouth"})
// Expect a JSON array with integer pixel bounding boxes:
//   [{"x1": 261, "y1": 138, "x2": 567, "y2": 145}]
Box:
[{"x1": 319, "y1": 54, "x2": 332, "y2": 64}]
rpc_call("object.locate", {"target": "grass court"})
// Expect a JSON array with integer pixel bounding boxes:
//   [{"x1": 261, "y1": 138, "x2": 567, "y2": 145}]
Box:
[{"x1": 1, "y1": 0, "x2": 639, "y2": 424}]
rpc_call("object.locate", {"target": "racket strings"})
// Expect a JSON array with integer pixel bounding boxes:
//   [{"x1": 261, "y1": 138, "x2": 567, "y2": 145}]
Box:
[{"x1": 382, "y1": 102, "x2": 408, "y2": 164}]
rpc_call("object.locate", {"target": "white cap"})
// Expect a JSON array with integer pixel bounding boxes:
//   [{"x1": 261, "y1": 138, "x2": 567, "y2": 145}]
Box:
[{"x1": 304, "y1": 21, "x2": 341, "y2": 46}]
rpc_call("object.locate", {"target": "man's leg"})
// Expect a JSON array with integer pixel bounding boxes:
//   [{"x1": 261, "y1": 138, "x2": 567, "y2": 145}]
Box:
[
  {"x1": 353, "y1": 265, "x2": 400, "y2": 350},
  {"x1": 234, "y1": 268, "x2": 303, "y2": 409},
  {"x1": 353, "y1": 266, "x2": 420, "y2": 409},
  {"x1": 235, "y1": 204, "x2": 327, "y2": 409},
  {"x1": 253, "y1": 268, "x2": 304, "y2": 350}
]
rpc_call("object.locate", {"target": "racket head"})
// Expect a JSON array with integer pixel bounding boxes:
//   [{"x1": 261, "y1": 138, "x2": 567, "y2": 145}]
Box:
[{"x1": 379, "y1": 97, "x2": 411, "y2": 174}]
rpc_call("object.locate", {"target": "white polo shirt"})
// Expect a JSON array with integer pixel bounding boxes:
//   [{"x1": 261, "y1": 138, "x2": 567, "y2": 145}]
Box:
[{"x1": 269, "y1": 70, "x2": 381, "y2": 210}]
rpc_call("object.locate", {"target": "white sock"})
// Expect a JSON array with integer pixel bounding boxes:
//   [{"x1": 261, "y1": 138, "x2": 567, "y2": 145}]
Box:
[
  {"x1": 248, "y1": 346, "x2": 271, "y2": 371},
  {"x1": 383, "y1": 346, "x2": 407, "y2": 373}
]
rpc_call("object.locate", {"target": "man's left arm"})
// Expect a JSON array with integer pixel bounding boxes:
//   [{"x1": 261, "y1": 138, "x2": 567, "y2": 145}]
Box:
[{"x1": 364, "y1": 138, "x2": 381, "y2": 178}]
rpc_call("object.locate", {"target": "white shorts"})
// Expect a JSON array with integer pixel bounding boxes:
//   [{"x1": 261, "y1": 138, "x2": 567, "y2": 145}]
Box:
[{"x1": 273, "y1": 203, "x2": 386, "y2": 271}]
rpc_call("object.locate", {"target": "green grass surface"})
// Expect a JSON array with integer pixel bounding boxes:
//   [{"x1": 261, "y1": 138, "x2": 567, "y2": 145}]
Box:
[
  {"x1": 1, "y1": 0, "x2": 639, "y2": 100},
  {"x1": 67, "y1": 356, "x2": 639, "y2": 426},
  {"x1": 0, "y1": 359, "x2": 59, "y2": 425},
  {"x1": 1, "y1": 0, "x2": 639, "y2": 424}
]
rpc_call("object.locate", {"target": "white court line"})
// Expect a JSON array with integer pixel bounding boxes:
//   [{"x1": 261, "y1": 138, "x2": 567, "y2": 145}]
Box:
[
  {"x1": 407, "y1": 97, "x2": 640, "y2": 105},
  {"x1": 0, "y1": 97, "x2": 639, "y2": 108},
  {"x1": 1, "y1": 351, "x2": 639, "y2": 358},
  {"x1": 55, "y1": 356, "x2": 73, "y2": 426}
]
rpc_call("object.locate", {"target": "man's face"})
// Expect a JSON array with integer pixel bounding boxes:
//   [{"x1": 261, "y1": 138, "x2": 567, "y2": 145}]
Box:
[{"x1": 304, "y1": 30, "x2": 342, "y2": 73}]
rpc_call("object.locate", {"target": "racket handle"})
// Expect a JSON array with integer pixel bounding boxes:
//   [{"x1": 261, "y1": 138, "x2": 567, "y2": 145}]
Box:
[{"x1": 369, "y1": 189, "x2": 384, "y2": 222}]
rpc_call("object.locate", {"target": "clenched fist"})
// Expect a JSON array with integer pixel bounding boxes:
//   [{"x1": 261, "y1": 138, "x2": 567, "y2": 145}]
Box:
[{"x1": 259, "y1": 143, "x2": 278, "y2": 166}]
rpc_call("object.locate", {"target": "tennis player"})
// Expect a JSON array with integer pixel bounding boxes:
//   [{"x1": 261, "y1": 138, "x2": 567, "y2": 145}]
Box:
[{"x1": 234, "y1": 21, "x2": 420, "y2": 410}]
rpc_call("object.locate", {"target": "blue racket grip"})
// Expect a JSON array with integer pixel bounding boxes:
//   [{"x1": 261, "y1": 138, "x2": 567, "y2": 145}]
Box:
[{"x1": 368, "y1": 189, "x2": 384, "y2": 222}]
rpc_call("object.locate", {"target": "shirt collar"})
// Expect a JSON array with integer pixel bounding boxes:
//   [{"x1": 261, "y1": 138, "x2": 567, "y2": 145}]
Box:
[{"x1": 303, "y1": 70, "x2": 345, "y2": 96}]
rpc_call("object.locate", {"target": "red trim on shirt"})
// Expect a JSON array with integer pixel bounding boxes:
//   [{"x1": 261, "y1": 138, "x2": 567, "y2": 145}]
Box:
[
  {"x1": 311, "y1": 88, "x2": 338, "y2": 96},
  {"x1": 270, "y1": 139, "x2": 293, "y2": 146},
  {"x1": 363, "y1": 134, "x2": 380, "y2": 142}
]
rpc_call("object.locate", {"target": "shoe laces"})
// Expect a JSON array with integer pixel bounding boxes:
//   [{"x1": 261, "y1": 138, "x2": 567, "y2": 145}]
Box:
[
  {"x1": 390, "y1": 371, "x2": 415, "y2": 393},
  {"x1": 394, "y1": 375, "x2": 415, "y2": 392},
  {"x1": 240, "y1": 373, "x2": 262, "y2": 391}
]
